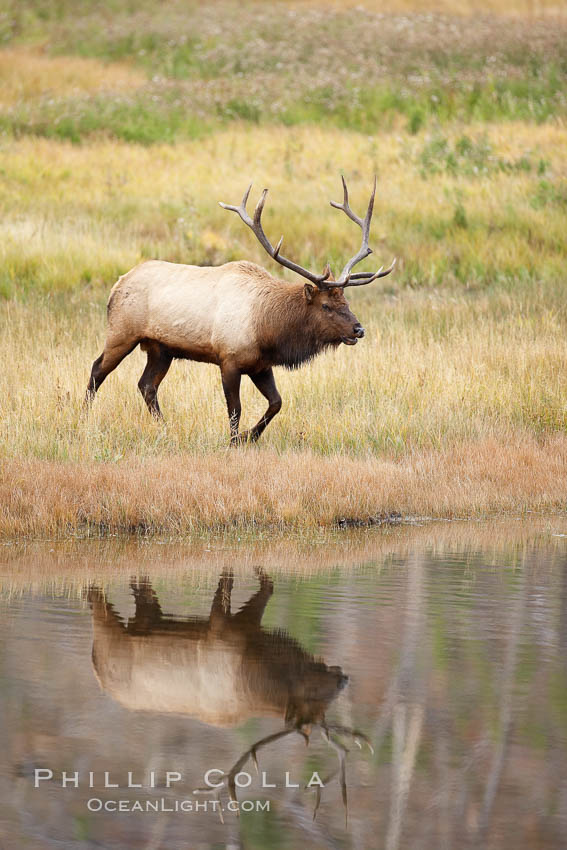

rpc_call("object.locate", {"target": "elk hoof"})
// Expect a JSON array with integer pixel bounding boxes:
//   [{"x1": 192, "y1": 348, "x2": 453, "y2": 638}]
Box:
[
  {"x1": 254, "y1": 566, "x2": 274, "y2": 592},
  {"x1": 230, "y1": 430, "x2": 256, "y2": 446},
  {"x1": 84, "y1": 585, "x2": 104, "y2": 604}
]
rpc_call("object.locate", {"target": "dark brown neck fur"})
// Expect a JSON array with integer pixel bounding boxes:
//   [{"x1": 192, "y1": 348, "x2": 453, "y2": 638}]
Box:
[{"x1": 255, "y1": 280, "x2": 336, "y2": 370}]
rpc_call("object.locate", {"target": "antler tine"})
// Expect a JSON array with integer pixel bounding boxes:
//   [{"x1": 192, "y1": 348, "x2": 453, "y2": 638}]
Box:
[
  {"x1": 330, "y1": 176, "x2": 355, "y2": 225},
  {"x1": 313, "y1": 723, "x2": 350, "y2": 826},
  {"x1": 330, "y1": 174, "x2": 375, "y2": 230},
  {"x1": 324, "y1": 722, "x2": 375, "y2": 754},
  {"x1": 344, "y1": 257, "x2": 397, "y2": 287},
  {"x1": 330, "y1": 175, "x2": 376, "y2": 284},
  {"x1": 218, "y1": 182, "x2": 253, "y2": 221},
  {"x1": 229, "y1": 728, "x2": 304, "y2": 816},
  {"x1": 194, "y1": 727, "x2": 300, "y2": 817},
  {"x1": 330, "y1": 175, "x2": 397, "y2": 288},
  {"x1": 220, "y1": 184, "x2": 331, "y2": 286}
]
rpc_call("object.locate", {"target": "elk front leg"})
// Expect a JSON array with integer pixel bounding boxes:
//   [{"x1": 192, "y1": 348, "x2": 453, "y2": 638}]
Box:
[
  {"x1": 233, "y1": 568, "x2": 274, "y2": 627},
  {"x1": 220, "y1": 363, "x2": 242, "y2": 444},
  {"x1": 240, "y1": 369, "x2": 282, "y2": 443},
  {"x1": 128, "y1": 577, "x2": 164, "y2": 633}
]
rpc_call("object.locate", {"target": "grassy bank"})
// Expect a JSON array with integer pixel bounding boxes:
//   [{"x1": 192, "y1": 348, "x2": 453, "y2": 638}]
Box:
[
  {"x1": 3, "y1": 435, "x2": 567, "y2": 537},
  {"x1": 1, "y1": 2, "x2": 567, "y2": 536}
]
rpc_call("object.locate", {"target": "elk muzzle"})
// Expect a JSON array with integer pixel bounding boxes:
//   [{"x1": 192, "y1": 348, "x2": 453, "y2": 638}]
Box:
[{"x1": 342, "y1": 323, "x2": 365, "y2": 345}]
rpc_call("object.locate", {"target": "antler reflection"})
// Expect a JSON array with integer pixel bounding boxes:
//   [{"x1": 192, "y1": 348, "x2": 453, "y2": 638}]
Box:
[{"x1": 194, "y1": 719, "x2": 373, "y2": 824}]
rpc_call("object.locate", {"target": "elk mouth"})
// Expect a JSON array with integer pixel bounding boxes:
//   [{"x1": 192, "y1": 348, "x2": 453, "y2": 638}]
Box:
[{"x1": 341, "y1": 336, "x2": 359, "y2": 345}]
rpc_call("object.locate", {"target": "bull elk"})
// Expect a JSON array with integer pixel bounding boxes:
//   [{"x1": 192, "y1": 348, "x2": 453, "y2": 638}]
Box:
[
  {"x1": 87, "y1": 570, "x2": 371, "y2": 820},
  {"x1": 85, "y1": 177, "x2": 395, "y2": 443}
]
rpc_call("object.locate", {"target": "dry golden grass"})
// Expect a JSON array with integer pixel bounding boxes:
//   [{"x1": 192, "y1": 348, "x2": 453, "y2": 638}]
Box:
[
  {"x1": 0, "y1": 46, "x2": 144, "y2": 109},
  {"x1": 2, "y1": 434, "x2": 567, "y2": 537},
  {"x1": 3, "y1": 269, "x2": 567, "y2": 461}
]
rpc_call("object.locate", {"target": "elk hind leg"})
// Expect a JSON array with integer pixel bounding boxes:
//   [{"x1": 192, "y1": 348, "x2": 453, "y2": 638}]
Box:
[
  {"x1": 87, "y1": 586, "x2": 125, "y2": 631},
  {"x1": 138, "y1": 342, "x2": 173, "y2": 420},
  {"x1": 209, "y1": 571, "x2": 234, "y2": 633},
  {"x1": 85, "y1": 336, "x2": 138, "y2": 406}
]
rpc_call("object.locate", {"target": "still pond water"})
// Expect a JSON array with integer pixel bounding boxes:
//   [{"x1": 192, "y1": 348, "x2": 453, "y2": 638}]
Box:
[{"x1": 1, "y1": 521, "x2": 567, "y2": 849}]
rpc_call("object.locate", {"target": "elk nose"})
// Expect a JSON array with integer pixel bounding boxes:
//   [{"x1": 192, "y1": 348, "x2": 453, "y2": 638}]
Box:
[
  {"x1": 353, "y1": 324, "x2": 365, "y2": 338},
  {"x1": 330, "y1": 666, "x2": 349, "y2": 689}
]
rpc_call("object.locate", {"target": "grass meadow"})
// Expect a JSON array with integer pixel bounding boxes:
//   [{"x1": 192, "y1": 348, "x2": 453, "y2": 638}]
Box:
[{"x1": 1, "y1": 0, "x2": 567, "y2": 535}]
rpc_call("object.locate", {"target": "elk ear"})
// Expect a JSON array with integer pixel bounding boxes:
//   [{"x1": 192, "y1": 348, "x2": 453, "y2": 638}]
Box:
[{"x1": 304, "y1": 283, "x2": 316, "y2": 303}]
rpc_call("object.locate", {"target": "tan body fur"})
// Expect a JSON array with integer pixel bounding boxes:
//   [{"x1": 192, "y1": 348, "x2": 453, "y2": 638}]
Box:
[{"x1": 107, "y1": 260, "x2": 265, "y2": 369}]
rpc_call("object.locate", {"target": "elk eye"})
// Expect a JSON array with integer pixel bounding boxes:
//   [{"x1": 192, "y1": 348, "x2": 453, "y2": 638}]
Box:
[{"x1": 322, "y1": 304, "x2": 331, "y2": 312}]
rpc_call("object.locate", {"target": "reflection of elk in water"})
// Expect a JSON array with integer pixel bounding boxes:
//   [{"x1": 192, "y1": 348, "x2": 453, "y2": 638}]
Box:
[
  {"x1": 88, "y1": 569, "x2": 347, "y2": 727},
  {"x1": 88, "y1": 570, "x2": 372, "y2": 818}
]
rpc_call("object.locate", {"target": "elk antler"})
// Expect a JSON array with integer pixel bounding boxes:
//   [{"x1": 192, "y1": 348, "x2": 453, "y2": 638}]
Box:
[
  {"x1": 193, "y1": 727, "x2": 305, "y2": 821},
  {"x1": 312, "y1": 723, "x2": 374, "y2": 826},
  {"x1": 193, "y1": 722, "x2": 372, "y2": 824},
  {"x1": 330, "y1": 176, "x2": 396, "y2": 287},
  {"x1": 220, "y1": 184, "x2": 332, "y2": 287}
]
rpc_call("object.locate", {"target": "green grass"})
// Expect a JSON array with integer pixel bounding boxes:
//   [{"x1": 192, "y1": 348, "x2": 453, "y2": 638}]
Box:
[
  {"x1": 0, "y1": 92, "x2": 211, "y2": 145},
  {"x1": 1, "y1": 67, "x2": 565, "y2": 147},
  {"x1": 1, "y1": 1, "x2": 566, "y2": 145}
]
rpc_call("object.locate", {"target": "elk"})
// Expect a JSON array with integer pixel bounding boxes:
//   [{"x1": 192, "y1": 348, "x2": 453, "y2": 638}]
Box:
[
  {"x1": 87, "y1": 570, "x2": 372, "y2": 819},
  {"x1": 85, "y1": 177, "x2": 395, "y2": 444}
]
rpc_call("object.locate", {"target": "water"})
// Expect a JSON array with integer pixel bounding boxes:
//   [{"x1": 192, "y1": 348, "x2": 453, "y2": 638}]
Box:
[{"x1": 1, "y1": 521, "x2": 567, "y2": 849}]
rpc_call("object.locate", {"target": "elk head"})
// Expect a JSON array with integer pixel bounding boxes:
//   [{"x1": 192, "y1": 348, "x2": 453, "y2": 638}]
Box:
[{"x1": 220, "y1": 176, "x2": 396, "y2": 347}]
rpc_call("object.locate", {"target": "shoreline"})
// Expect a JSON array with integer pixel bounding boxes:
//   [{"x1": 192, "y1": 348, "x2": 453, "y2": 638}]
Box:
[
  {"x1": 3, "y1": 434, "x2": 567, "y2": 539},
  {"x1": 2, "y1": 513, "x2": 567, "y2": 599}
]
